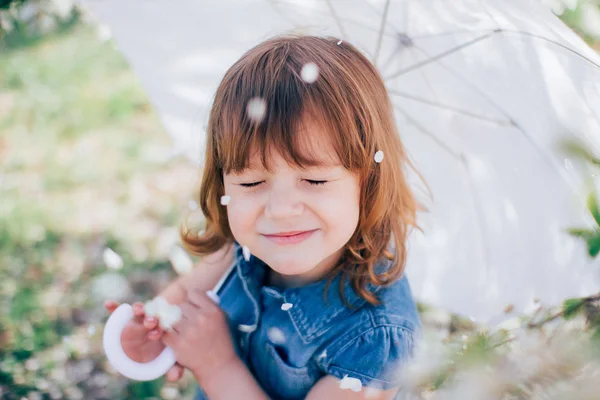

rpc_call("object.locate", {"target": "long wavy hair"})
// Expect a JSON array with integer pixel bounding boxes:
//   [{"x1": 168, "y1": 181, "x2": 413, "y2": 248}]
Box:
[{"x1": 181, "y1": 34, "x2": 426, "y2": 305}]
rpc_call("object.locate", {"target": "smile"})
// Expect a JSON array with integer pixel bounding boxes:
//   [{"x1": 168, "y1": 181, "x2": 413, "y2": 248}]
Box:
[{"x1": 263, "y1": 230, "x2": 317, "y2": 245}]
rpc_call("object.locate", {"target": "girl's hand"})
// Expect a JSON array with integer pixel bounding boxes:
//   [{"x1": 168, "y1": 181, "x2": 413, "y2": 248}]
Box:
[
  {"x1": 161, "y1": 289, "x2": 237, "y2": 385},
  {"x1": 104, "y1": 300, "x2": 185, "y2": 382}
]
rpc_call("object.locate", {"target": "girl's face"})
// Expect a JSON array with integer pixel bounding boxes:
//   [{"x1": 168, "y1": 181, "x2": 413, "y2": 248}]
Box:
[{"x1": 223, "y1": 121, "x2": 360, "y2": 288}]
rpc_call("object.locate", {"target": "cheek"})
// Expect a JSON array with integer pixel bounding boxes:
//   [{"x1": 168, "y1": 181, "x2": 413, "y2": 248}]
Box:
[{"x1": 226, "y1": 196, "x2": 259, "y2": 232}]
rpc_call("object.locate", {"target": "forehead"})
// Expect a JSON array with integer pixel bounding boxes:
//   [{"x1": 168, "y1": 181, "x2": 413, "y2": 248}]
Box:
[{"x1": 245, "y1": 118, "x2": 341, "y2": 170}]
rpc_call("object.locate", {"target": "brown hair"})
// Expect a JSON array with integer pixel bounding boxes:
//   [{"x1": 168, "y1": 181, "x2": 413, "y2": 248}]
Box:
[{"x1": 180, "y1": 34, "x2": 425, "y2": 305}]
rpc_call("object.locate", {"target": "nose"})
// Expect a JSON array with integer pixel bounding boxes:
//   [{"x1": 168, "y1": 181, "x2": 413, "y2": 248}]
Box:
[{"x1": 264, "y1": 182, "x2": 304, "y2": 219}]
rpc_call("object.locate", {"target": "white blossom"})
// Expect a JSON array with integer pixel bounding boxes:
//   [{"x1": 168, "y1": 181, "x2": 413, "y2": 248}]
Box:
[
  {"x1": 143, "y1": 296, "x2": 182, "y2": 331},
  {"x1": 220, "y1": 195, "x2": 231, "y2": 206},
  {"x1": 340, "y1": 375, "x2": 362, "y2": 392},
  {"x1": 169, "y1": 246, "x2": 193, "y2": 275},
  {"x1": 301, "y1": 63, "x2": 319, "y2": 83},
  {"x1": 242, "y1": 245, "x2": 251, "y2": 261},
  {"x1": 374, "y1": 150, "x2": 384, "y2": 163},
  {"x1": 267, "y1": 327, "x2": 286, "y2": 344},
  {"x1": 281, "y1": 302, "x2": 293, "y2": 311},
  {"x1": 102, "y1": 248, "x2": 123, "y2": 270},
  {"x1": 238, "y1": 324, "x2": 257, "y2": 333},
  {"x1": 247, "y1": 97, "x2": 267, "y2": 122}
]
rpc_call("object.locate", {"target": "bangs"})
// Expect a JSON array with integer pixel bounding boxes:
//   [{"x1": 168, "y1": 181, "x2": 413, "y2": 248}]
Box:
[{"x1": 211, "y1": 36, "x2": 370, "y2": 176}]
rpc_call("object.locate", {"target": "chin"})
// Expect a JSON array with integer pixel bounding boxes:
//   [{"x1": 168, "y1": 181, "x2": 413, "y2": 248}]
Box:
[{"x1": 263, "y1": 254, "x2": 317, "y2": 276}]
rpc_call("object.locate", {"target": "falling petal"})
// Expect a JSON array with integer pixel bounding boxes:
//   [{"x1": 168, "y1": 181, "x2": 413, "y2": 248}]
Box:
[
  {"x1": 220, "y1": 195, "x2": 231, "y2": 206},
  {"x1": 267, "y1": 327, "x2": 286, "y2": 344},
  {"x1": 301, "y1": 62, "x2": 319, "y2": 83},
  {"x1": 169, "y1": 246, "x2": 194, "y2": 275},
  {"x1": 340, "y1": 375, "x2": 362, "y2": 392},
  {"x1": 160, "y1": 387, "x2": 180, "y2": 400},
  {"x1": 188, "y1": 200, "x2": 198, "y2": 210},
  {"x1": 317, "y1": 349, "x2": 327, "y2": 361},
  {"x1": 87, "y1": 325, "x2": 96, "y2": 336},
  {"x1": 281, "y1": 303, "x2": 293, "y2": 311},
  {"x1": 238, "y1": 324, "x2": 257, "y2": 333},
  {"x1": 337, "y1": 40, "x2": 343, "y2": 45},
  {"x1": 242, "y1": 245, "x2": 251, "y2": 261},
  {"x1": 247, "y1": 97, "x2": 266, "y2": 122},
  {"x1": 374, "y1": 150, "x2": 384, "y2": 163},
  {"x1": 102, "y1": 248, "x2": 123, "y2": 270}
]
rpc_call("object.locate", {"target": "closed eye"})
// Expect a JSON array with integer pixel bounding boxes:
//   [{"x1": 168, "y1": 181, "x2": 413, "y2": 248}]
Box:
[{"x1": 239, "y1": 180, "x2": 327, "y2": 188}]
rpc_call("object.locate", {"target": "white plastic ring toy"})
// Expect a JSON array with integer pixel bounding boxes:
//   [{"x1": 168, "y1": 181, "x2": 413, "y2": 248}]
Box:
[{"x1": 103, "y1": 289, "x2": 222, "y2": 381}]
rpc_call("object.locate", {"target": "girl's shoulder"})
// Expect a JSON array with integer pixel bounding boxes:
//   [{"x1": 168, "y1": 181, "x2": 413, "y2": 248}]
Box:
[{"x1": 311, "y1": 275, "x2": 422, "y2": 389}]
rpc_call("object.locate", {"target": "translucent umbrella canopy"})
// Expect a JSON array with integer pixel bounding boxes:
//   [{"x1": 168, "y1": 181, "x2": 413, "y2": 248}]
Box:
[{"x1": 81, "y1": 0, "x2": 600, "y2": 322}]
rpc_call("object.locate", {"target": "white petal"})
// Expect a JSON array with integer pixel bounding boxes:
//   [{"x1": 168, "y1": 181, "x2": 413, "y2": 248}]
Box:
[
  {"x1": 103, "y1": 248, "x2": 123, "y2": 270},
  {"x1": 301, "y1": 63, "x2": 319, "y2": 83},
  {"x1": 281, "y1": 303, "x2": 293, "y2": 311},
  {"x1": 242, "y1": 245, "x2": 251, "y2": 261},
  {"x1": 158, "y1": 303, "x2": 182, "y2": 330},
  {"x1": 374, "y1": 150, "x2": 384, "y2": 163},
  {"x1": 169, "y1": 246, "x2": 193, "y2": 275},
  {"x1": 220, "y1": 195, "x2": 231, "y2": 206},
  {"x1": 238, "y1": 324, "x2": 257, "y2": 333},
  {"x1": 154, "y1": 296, "x2": 170, "y2": 310},
  {"x1": 339, "y1": 375, "x2": 362, "y2": 392},
  {"x1": 317, "y1": 349, "x2": 327, "y2": 361},
  {"x1": 143, "y1": 298, "x2": 159, "y2": 317},
  {"x1": 188, "y1": 200, "x2": 198, "y2": 210},
  {"x1": 337, "y1": 40, "x2": 343, "y2": 45},
  {"x1": 247, "y1": 97, "x2": 266, "y2": 122},
  {"x1": 267, "y1": 327, "x2": 286, "y2": 344}
]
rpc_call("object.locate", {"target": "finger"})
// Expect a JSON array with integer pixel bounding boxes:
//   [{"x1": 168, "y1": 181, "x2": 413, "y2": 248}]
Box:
[
  {"x1": 147, "y1": 327, "x2": 164, "y2": 341},
  {"x1": 143, "y1": 316, "x2": 158, "y2": 330},
  {"x1": 104, "y1": 300, "x2": 120, "y2": 313},
  {"x1": 161, "y1": 327, "x2": 179, "y2": 348},
  {"x1": 177, "y1": 302, "x2": 198, "y2": 321},
  {"x1": 188, "y1": 289, "x2": 219, "y2": 311},
  {"x1": 166, "y1": 364, "x2": 185, "y2": 382},
  {"x1": 132, "y1": 302, "x2": 145, "y2": 323}
]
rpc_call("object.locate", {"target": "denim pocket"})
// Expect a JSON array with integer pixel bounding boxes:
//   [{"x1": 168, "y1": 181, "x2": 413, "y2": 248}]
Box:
[{"x1": 255, "y1": 342, "x2": 317, "y2": 400}]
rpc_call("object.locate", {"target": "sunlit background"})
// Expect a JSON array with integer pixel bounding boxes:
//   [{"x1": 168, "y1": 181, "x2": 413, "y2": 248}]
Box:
[{"x1": 1, "y1": 1, "x2": 600, "y2": 399}]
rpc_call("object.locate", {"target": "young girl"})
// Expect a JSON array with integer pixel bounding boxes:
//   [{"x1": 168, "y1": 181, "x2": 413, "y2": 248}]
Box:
[{"x1": 106, "y1": 34, "x2": 423, "y2": 399}]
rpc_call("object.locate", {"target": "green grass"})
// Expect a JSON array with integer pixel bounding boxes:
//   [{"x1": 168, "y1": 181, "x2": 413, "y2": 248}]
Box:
[{"x1": 0, "y1": 20, "x2": 198, "y2": 399}]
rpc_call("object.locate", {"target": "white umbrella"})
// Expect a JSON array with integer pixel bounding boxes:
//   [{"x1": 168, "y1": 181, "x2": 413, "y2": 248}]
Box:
[{"x1": 80, "y1": 0, "x2": 600, "y2": 323}]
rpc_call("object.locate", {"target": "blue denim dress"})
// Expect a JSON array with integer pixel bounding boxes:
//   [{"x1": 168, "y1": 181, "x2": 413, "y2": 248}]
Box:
[{"x1": 194, "y1": 241, "x2": 421, "y2": 400}]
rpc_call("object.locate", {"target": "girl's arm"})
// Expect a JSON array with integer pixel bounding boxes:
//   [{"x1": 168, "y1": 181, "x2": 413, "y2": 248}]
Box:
[
  {"x1": 306, "y1": 376, "x2": 398, "y2": 399},
  {"x1": 157, "y1": 242, "x2": 236, "y2": 304},
  {"x1": 195, "y1": 363, "x2": 397, "y2": 400},
  {"x1": 193, "y1": 356, "x2": 271, "y2": 400}
]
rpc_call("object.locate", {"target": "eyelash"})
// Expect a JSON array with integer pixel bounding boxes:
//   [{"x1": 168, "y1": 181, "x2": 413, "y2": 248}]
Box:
[{"x1": 239, "y1": 180, "x2": 327, "y2": 188}]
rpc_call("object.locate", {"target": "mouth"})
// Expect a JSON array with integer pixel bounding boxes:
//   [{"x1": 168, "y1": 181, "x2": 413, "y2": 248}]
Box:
[{"x1": 262, "y1": 229, "x2": 317, "y2": 245}]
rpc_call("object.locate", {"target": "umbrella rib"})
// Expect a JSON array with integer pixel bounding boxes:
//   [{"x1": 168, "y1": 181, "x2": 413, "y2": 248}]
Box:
[
  {"x1": 388, "y1": 89, "x2": 513, "y2": 126},
  {"x1": 500, "y1": 29, "x2": 600, "y2": 70},
  {"x1": 408, "y1": 29, "x2": 499, "y2": 41},
  {"x1": 393, "y1": 106, "x2": 492, "y2": 273},
  {"x1": 373, "y1": 0, "x2": 391, "y2": 67},
  {"x1": 407, "y1": 43, "x2": 582, "y2": 196},
  {"x1": 384, "y1": 30, "x2": 500, "y2": 80},
  {"x1": 392, "y1": 104, "x2": 461, "y2": 161},
  {"x1": 479, "y1": 0, "x2": 502, "y2": 31},
  {"x1": 325, "y1": 0, "x2": 348, "y2": 39},
  {"x1": 268, "y1": 0, "x2": 399, "y2": 39}
]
